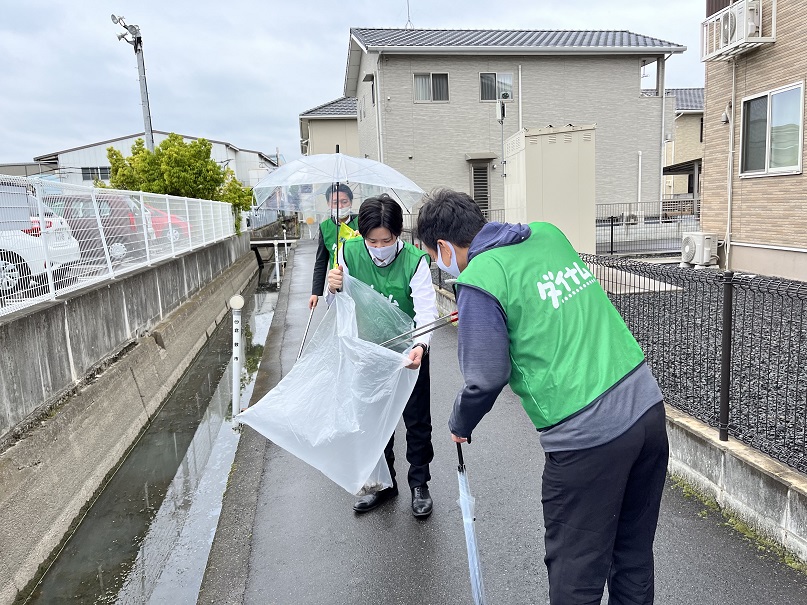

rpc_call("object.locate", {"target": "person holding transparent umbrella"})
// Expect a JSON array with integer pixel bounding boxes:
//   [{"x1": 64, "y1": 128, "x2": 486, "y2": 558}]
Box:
[
  {"x1": 327, "y1": 193, "x2": 439, "y2": 518},
  {"x1": 309, "y1": 183, "x2": 359, "y2": 310},
  {"x1": 416, "y1": 189, "x2": 669, "y2": 605}
]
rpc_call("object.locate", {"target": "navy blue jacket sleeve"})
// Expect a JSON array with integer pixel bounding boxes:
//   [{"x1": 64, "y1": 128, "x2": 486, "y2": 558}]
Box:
[{"x1": 448, "y1": 283, "x2": 511, "y2": 439}]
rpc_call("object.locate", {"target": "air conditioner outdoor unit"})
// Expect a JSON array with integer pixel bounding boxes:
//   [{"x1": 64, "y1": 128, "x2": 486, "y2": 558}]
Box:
[{"x1": 681, "y1": 232, "x2": 718, "y2": 267}]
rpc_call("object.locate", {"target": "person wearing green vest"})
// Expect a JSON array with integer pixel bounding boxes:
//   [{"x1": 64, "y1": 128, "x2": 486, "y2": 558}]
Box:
[
  {"x1": 309, "y1": 183, "x2": 359, "y2": 310},
  {"x1": 327, "y1": 193, "x2": 439, "y2": 518},
  {"x1": 416, "y1": 189, "x2": 668, "y2": 605}
]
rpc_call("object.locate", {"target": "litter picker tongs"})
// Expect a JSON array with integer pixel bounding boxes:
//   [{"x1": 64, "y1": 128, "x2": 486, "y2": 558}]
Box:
[{"x1": 379, "y1": 311, "x2": 458, "y2": 349}]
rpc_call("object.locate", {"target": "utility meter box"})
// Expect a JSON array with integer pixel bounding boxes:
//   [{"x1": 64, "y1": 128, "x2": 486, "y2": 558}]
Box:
[{"x1": 503, "y1": 124, "x2": 596, "y2": 253}]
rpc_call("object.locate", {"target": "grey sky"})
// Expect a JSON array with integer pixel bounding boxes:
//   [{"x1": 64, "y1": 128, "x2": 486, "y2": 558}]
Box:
[{"x1": 0, "y1": 0, "x2": 705, "y2": 165}]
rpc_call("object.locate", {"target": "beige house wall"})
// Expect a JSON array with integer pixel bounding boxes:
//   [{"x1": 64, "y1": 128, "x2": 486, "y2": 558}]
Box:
[
  {"x1": 665, "y1": 113, "x2": 704, "y2": 195},
  {"x1": 702, "y1": 0, "x2": 807, "y2": 280},
  {"x1": 356, "y1": 52, "x2": 381, "y2": 160},
  {"x1": 307, "y1": 119, "x2": 359, "y2": 157},
  {"x1": 356, "y1": 52, "x2": 671, "y2": 211}
]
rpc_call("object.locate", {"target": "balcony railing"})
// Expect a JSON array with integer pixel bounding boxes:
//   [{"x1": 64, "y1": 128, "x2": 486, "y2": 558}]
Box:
[{"x1": 702, "y1": 0, "x2": 775, "y2": 62}]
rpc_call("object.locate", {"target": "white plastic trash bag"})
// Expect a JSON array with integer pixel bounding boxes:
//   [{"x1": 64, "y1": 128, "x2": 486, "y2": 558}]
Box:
[{"x1": 236, "y1": 274, "x2": 419, "y2": 495}]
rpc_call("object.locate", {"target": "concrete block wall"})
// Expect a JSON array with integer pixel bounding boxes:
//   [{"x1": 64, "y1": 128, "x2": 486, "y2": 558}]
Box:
[
  {"x1": 0, "y1": 234, "x2": 250, "y2": 442},
  {"x1": 0, "y1": 238, "x2": 257, "y2": 604}
]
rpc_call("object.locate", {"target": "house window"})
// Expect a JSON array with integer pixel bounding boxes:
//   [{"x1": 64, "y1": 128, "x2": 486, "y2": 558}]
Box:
[
  {"x1": 414, "y1": 73, "x2": 449, "y2": 102},
  {"x1": 480, "y1": 72, "x2": 513, "y2": 101},
  {"x1": 470, "y1": 164, "x2": 490, "y2": 212},
  {"x1": 81, "y1": 166, "x2": 111, "y2": 181},
  {"x1": 740, "y1": 83, "x2": 803, "y2": 175}
]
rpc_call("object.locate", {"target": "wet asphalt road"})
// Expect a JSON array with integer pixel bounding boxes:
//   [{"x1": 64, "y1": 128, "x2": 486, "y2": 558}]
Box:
[{"x1": 203, "y1": 239, "x2": 807, "y2": 605}]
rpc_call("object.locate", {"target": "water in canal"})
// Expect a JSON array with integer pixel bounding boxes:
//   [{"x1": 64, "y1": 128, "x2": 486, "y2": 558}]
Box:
[{"x1": 20, "y1": 279, "x2": 277, "y2": 605}]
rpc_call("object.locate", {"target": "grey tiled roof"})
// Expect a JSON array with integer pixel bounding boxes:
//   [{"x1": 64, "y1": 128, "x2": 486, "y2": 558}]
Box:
[
  {"x1": 300, "y1": 97, "x2": 357, "y2": 117},
  {"x1": 351, "y1": 28, "x2": 685, "y2": 52},
  {"x1": 667, "y1": 88, "x2": 704, "y2": 111},
  {"x1": 642, "y1": 88, "x2": 704, "y2": 111}
]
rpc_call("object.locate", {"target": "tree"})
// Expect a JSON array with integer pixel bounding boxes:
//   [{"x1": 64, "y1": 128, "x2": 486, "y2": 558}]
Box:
[
  {"x1": 107, "y1": 133, "x2": 226, "y2": 199},
  {"x1": 217, "y1": 168, "x2": 252, "y2": 211},
  {"x1": 106, "y1": 133, "x2": 255, "y2": 231}
]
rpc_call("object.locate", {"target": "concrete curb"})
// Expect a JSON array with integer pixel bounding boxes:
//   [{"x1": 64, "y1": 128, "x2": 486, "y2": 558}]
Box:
[
  {"x1": 0, "y1": 253, "x2": 257, "y2": 605},
  {"x1": 666, "y1": 405, "x2": 807, "y2": 563},
  {"x1": 197, "y1": 247, "x2": 295, "y2": 605}
]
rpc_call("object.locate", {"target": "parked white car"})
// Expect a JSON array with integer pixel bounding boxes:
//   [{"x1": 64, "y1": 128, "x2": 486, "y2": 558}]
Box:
[{"x1": 0, "y1": 186, "x2": 81, "y2": 296}]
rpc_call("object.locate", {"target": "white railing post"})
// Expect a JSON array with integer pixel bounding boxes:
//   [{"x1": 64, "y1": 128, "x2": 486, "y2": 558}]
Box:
[
  {"x1": 273, "y1": 242, "x2": 281, "y2": 286},
  {"x1": 140, "y1": 192, "x2": 151, "y2": 265},
  {"x1": 166, "y1": 194, "x2": 175, "y2": 257},
  {"x1": 32, "y1": 180, "x2": 57, "y2": 299},
  {"x1": 198, "y1": 199, "x2": 206, "y2": 245},
  {"x1": 89, "y1": 187, "x2": 115, "y2": 278},
  {"x1": 184, "y1": 197, "x2": 191, "y2": 249},
  {"x1": 229, "y1": 294, "x2": 245, "y2": 423}
]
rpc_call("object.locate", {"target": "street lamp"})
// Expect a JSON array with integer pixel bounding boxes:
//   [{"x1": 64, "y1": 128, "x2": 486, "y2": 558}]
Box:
[{"x1": 111, "y1": 14, "x2": 155, "y2": 152}]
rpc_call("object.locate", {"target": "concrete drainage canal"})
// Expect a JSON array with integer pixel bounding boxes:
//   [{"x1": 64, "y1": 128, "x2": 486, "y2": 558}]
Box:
[{"x1": 19, "y1": 278, "x2": 278, "y2": 604}]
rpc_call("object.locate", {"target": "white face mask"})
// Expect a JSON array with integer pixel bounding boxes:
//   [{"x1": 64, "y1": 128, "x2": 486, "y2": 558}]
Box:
[
  {"x1": 436, "y1": 241, "x2": 461, "y2": 277},
  {"x1": 366, "y1": 240, "x2": 399, "y2": 266},
  {"x1": 334, "y1": 206, "x2": 351, "y2": 220}
]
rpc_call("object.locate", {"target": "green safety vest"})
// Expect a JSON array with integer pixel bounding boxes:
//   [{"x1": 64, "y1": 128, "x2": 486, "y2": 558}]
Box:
[
  {"x1": 456, "y1": 222, "x2": 646, "y2": 429},
  {"x1": 320, "y1": 217, "x2": 359, "y2": 269},
  {"x1": 342, "y1": 238, "x2": 430, "y2": 319}
]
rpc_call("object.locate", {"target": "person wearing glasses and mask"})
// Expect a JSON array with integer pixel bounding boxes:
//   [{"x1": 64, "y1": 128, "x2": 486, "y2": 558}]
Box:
[
  {"x1": 327, "y1": 193, "x2": 439, "y2": 518},
  {"x1": 309, "y1": 183, "x2": 359, "y2": 310}
]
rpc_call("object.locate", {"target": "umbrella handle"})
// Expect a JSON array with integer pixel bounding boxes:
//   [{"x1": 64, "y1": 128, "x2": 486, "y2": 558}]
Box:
[{"x1": 456, "y1": 442, "x2": 465, "y2": 471}]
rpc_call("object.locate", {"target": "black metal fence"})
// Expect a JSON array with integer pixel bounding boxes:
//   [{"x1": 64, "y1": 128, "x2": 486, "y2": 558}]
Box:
[{"x1": 432, "y1": 253, "x2": 807, "y2": 474}]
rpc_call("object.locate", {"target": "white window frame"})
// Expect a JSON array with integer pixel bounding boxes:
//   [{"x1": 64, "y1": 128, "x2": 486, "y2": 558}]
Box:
[
  {"x1": 413, "y1": 72, "x2": 450, "y2": 103},
  {"x1": 479, "y1": 72, "x2": 514, "y2": 102},
  {"x1": 739, "y1": 81, "x2": 804, "y2": 178}
]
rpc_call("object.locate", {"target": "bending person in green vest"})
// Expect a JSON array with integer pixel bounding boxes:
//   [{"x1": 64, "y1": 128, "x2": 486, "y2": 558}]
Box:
[
  {"x1": 327, "y1": 193, "x2": 439, "y2": 518},
  {"x1": 309, "y1": 183, "x2": 359, "y2": 310},
  {"x1": 416, "y1": 189, "x2": 669, "y2": 605}
]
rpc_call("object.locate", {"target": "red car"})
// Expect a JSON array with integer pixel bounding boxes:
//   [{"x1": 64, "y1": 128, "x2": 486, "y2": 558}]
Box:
[{"x1": 145, "y1": 205, "x2": 191, "y2": 244}]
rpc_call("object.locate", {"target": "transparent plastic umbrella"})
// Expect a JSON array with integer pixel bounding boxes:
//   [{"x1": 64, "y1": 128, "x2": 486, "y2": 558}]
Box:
[
  {"x1": 457, "y1": 442, "x2": 487, "y2": 605},
  {"x1": 252, "y1": 153, "x2": 424, "y2": 222}
]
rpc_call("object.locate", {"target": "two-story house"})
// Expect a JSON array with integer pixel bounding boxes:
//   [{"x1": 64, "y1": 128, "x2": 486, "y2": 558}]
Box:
[
  {"x1": 664, "y1": 88, "x2": 705, "y2": 197},
  {"x1": 299, "y1": 97, "x2": 359, "y2": 156},
  {"x1": 344, "y1": 28, "x2": 685, "y2": 216},
  {"x1": 701, "y1": 0, "x2": 805, "y2": 280}
]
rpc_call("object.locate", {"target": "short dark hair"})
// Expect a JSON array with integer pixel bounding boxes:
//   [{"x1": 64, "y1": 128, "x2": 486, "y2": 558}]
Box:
[
  {"x1": 358, "y1": 193, "x2": 403, "y2": 237},
  {"x1": 416, "y1": 188, "x2": 486, "y2": 249},
  {"x1": 325, "y1": 183, "x2": 354, "y2": 201}
]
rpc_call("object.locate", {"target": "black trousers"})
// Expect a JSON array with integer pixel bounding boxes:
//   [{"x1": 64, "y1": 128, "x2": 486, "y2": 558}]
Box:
[
  {"x1": 541, "y1": 402, "x2": 669, "y2": 605},
  {"x1": 384, "y1": 354, "x2": 433, "y2": 489}
]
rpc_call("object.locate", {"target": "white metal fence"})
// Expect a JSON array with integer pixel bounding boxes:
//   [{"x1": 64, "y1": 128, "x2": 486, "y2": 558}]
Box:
[{"x1": 0, "y1": 175, "x2": 237, "y2": 318}]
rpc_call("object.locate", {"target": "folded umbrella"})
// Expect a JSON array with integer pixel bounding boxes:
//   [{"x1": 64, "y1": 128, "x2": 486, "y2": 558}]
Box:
[{"x1": 457, "y1": 442, "x2": 487, "y2": 605}]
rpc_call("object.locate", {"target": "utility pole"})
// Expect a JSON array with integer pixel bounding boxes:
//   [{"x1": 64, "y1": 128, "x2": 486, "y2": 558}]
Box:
[{"x1": 111, "y1": 14, "x2": 155, "y2": 152}]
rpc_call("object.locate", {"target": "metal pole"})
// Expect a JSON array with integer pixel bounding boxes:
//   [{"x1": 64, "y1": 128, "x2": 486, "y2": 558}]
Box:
[
  {"x1": 112, "y1": 16, "x2": 154, "y2": 152},
  {"x1": 610, "y1": 215, "x2": 615, "y2": 255},
  {"x1": 274, "y1": 242, "x2": 281, "y2": 287},
  {"x1": 132, "y1": 33, "x2": 155, "y2": 152},
  {"x1": 719, "y1": 270, "x2": 734, "y2": 441},
  {"x1": 230, "y1": 295, "x2": 245, "y2": 422}
]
